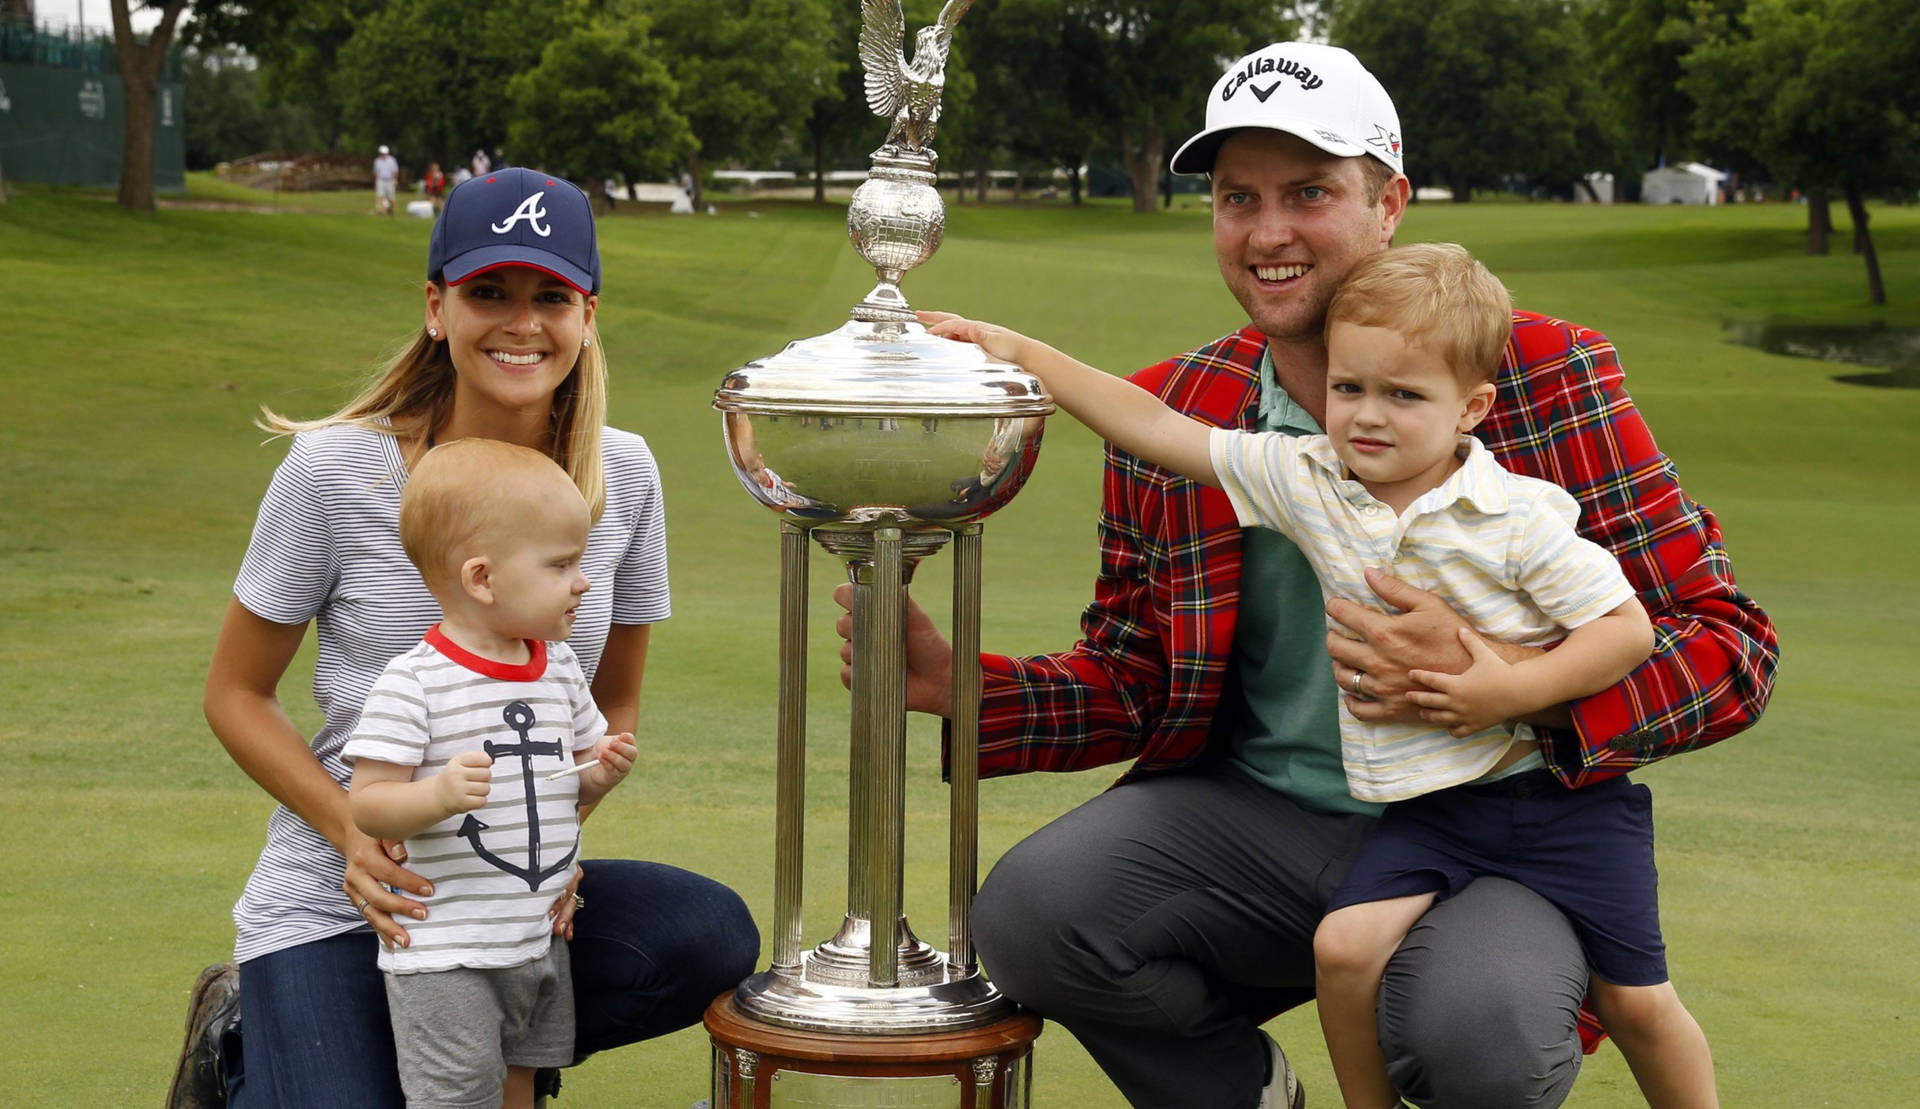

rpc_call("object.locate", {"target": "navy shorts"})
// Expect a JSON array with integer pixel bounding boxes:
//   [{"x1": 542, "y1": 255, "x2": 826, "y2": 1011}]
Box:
[{"x1": 1327, "y1": 769, "x2": 1668, "y2": 987}]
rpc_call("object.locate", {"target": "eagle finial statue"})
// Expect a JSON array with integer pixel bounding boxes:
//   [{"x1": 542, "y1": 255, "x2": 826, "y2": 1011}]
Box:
[{"x1": 859, "y1": 0, "x2": 975, "y2": 153}]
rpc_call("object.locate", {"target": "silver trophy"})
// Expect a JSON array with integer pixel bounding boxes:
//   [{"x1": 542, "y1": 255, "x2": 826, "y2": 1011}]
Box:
[{"x1": 705, "y1": 2, "x2": 1051, "y2": 1105}]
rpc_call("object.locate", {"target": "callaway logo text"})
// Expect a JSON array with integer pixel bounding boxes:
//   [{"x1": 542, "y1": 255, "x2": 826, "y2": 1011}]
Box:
[{"x1": 1221, "y1": 54, "x2": 1325, "y2": 102}]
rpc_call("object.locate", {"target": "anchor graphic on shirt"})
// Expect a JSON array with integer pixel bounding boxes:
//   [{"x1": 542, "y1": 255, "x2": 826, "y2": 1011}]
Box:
[{"x1": 456, "y1": 700, "x2": 578, "y2": 891}]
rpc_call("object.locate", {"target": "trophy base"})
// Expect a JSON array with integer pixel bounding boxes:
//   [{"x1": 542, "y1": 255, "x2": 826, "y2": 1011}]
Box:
[
  {"x1": 733, "y1": 964, "x2": 1013, "y2": 1034},
  {"x1": 705, "y1": 992, "x2": 1042, "y2": 1109}
]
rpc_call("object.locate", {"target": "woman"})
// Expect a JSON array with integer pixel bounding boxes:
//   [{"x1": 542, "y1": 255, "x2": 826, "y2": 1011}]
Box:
[{"x1": 174, "y1": 167, "x2": 758, "y2": 1108}]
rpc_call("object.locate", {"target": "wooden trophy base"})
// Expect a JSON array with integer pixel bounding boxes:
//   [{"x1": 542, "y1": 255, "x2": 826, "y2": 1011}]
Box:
[{"x1": 704, "y1": 992, "x2": 1043, "y2": 1108}]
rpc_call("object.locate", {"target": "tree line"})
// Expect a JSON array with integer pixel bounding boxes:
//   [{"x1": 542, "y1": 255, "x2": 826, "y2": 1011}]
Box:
[{"x1": 121, "y1": 0, "x2": 1915, "y2": 297}]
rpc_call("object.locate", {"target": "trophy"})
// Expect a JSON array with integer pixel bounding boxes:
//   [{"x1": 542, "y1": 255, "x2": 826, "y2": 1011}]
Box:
[{"x1": 703, "y1": 1, "x2": 1052, "y2": 1105}]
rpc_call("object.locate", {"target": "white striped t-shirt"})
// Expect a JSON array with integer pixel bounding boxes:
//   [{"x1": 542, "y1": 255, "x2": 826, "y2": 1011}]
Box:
[
  {"x1": 343, "y1": 630, "x2": 605, "y2": 974},
  {"x1": 1210, "y1": 429, "x2": 1636, "y2": 802},
  {"x1": 229, "y1": 423, "x2": 669, "y2": 964}
]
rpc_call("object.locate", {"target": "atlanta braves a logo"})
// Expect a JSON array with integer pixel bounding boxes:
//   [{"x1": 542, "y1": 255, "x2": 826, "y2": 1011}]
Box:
[{"x1": 491, "y1": 193, "x2": 553, "y2": 237}]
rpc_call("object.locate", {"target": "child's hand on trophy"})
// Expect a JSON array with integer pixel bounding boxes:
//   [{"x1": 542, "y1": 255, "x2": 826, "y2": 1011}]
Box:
[{"x1": 919, "y1": 310, "x2": 1035, "y2": 366}]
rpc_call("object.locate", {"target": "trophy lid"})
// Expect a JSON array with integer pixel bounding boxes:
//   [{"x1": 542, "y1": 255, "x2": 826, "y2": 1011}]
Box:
[{"x1": 715, "y1": 319, "x2": 1052, "y2": 420}]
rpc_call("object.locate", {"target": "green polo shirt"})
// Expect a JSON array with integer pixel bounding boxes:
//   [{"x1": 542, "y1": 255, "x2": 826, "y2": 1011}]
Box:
[{"x1": 1227, "y1": 350, "x2": 1382, "y2": 817}]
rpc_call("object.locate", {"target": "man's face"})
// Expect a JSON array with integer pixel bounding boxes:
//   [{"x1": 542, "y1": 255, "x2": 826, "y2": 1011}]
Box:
[{"x1": 1211, "y1": 131, "x2": 1407, "y2": 345}]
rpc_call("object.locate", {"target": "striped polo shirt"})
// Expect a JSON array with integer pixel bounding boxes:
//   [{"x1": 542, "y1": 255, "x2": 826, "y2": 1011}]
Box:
[
  {"x1": 229, "y1": 423, "x2": 669, "y2": 964},
  {"x1": 343, "y1": 630, "x2": 604, "y2": 973},
  {"x1": 1209, "y1": 428, "x2": 1635, "y2": 802}
]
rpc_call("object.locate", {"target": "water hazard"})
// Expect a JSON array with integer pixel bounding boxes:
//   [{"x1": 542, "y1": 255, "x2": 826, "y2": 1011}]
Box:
[{"x1": 1725, "y1": 321, "x2": 1920, "y2": 388}]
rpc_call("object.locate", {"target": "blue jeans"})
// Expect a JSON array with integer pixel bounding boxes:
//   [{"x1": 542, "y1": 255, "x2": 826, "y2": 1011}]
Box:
[{"x1": 229, "y1": 859, "x2": 758, "y2": 1109}]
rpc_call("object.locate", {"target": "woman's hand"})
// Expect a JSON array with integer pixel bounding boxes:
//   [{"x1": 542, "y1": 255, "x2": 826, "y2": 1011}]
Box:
[
  {"x1": 547, "y1": 866, "x2": 586, "y2": 941},
  {"x1": 341, "y1": 831, "x2": 431, "y2": 951}
]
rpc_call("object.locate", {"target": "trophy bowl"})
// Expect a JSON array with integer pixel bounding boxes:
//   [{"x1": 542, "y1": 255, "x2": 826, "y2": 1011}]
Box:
[{"x1": 716, "y1": 319, "x2": 1052, "y2": 530}]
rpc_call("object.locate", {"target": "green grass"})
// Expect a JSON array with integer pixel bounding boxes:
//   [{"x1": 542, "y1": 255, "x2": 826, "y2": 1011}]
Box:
[{"x1": 2, "y1": 179, "x2": 1916, "y2": 1106}]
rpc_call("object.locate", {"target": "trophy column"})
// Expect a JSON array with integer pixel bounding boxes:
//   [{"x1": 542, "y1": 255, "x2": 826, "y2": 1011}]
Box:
[{"x1": 705, "y1": 6, "x2": 1049, "y2": 1103}]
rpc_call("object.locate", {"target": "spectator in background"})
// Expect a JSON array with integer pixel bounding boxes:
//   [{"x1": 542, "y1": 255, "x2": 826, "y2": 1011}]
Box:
[
  {"x1": 372, "y1": 146, "x2": 399, "y2": 216},
  {"x1": 423, "y1": 163, "x2": 446, "y2": 212}
]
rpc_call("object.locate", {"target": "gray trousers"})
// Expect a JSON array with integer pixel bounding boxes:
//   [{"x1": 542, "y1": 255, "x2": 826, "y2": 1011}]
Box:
[{"x1": 972, "y1": 765, "x2": 1588, "y2": 1108}]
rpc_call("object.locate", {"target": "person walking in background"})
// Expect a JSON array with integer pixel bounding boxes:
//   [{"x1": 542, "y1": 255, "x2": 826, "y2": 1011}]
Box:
[
  {"x1": 166, "y1": 167, "x2": 757, "y2": 1109},
  {"x1": 422, "y1": 162, "x2": 445, "y2": 212},
  {"x1": 372, "y1": 145, "x2": 399, "y2": 215}
]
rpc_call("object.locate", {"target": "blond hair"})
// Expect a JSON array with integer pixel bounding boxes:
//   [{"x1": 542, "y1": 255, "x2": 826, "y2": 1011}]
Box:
[
  {"x1": 258, "y1": 301, "x2": 608, "y2": 519},
  {"x1": 399, "y1": 438, "x2": 587, "y2": 593},
  {"x1": 1327, "y1": 243, "x2": 1513, "y2": 385}
]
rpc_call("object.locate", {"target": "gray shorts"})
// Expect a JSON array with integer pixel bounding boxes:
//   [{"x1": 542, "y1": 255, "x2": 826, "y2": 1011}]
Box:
[{"x1": 385, "y1": 941, "x2": 573, "y2": 1109}]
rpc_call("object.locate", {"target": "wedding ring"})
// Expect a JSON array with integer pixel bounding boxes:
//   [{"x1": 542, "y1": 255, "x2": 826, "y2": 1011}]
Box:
[
  {"x1": 1351, "y1": 672, "x2": 1364, "y2": 696},
  {"x1": 354, "y1": 896, "x2": 372, "y2": 914},
  {"x1": 571, "y1": 894, "x2": 586, "y2": 912}
]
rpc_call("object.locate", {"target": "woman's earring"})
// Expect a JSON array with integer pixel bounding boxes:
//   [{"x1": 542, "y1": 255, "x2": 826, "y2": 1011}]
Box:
[
  {"x1": 427, "y1": 327, "x2": 438, "y2": 340},
  {"x1": 582, "y1": 337, "x2": 592, "y2": 349}
]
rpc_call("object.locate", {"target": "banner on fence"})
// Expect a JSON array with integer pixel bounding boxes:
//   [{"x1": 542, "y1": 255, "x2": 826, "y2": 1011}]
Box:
[{"x1": 0, "y1": 63, "x2": 186, "y2": 192}]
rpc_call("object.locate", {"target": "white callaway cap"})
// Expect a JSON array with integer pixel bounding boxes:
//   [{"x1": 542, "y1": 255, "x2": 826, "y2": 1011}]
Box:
[{"x1": 1169, "y1": 42, "x2": 1402, "y2": 176}]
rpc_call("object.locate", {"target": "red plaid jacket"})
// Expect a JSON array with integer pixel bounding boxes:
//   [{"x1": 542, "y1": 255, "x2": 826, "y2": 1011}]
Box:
[{"x1": 977, "y1": 314, "x2": 1777, "y2": 786}]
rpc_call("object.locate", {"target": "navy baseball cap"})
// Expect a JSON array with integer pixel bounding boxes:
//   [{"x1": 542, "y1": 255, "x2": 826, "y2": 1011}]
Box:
[{"x1": 427, "y1": 167, "x2": 601, "y2": 294}]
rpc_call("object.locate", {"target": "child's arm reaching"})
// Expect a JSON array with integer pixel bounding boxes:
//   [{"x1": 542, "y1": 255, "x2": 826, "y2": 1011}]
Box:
[
  {"x1": 1406, "y1": 597, "x2": 1655, "y2": 737},
  {"x1": 922, "y1": 311, "x2": 1223, "y2": 488},
  {"x1": 349, "y1": 751, "x2": 492, "y2": 841}
]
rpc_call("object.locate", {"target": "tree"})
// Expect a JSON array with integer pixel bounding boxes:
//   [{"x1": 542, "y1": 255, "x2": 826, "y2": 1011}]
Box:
[
  {"x1": 941, "y1": 0, "x2": 1098, "y2": 205},
  {"x1": 800, "y1": 0, "x2": 867, "y2": 202},
  {"x1": 1584, "y1": 0, "x2": 1706, "y2": 172},
  {"x1": 1333, "y1": 0, "x2": 1618, "y2": 201},
  {"x1": 1685, "y1": 0, "x2": 1920, "y2": 303},
  {"x1": 1064, "y1": 1, "x2": 1294, "y2": 213},
  {"x1": 506, "y1": 14, "x2": 695, "y2": 202},
  {"x1": 187, "y1": 0, "x2": 384, "y2": 151},
  {"x1": 111, "y1": 0, "x2": 192, "y2": 211},
  {"x1": 640, "y1": 0, "x2": 840, "y2": 210},
  {"x1": 332, "y1": 0, "x2": 560, "y2": 170},
  {"x1": 183, "y1": 46, "x2": 320, "y2": 168}
]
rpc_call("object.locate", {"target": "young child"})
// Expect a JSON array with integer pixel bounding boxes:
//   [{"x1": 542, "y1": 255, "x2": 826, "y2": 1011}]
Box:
[
  {"x1": 929, "y1": 242, "x2": 1718, "y2": 1109},
  {"x1": 344, "y1": 437, "x2": 640, "y2": 1109}
]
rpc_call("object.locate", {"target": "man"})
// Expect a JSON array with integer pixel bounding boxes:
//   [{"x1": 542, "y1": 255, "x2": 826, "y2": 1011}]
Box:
[
  {"x1": 373, "y1": 145, "x2": 399, "y2": 216},
  {"x1": 841, "y1": 42, "x2": 1775, "y2": 1109}
]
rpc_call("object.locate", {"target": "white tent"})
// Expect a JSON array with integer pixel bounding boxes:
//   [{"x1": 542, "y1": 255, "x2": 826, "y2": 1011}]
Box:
[{"x1": 1640, "y1": 162, "x2": 1727, "y2": 205}]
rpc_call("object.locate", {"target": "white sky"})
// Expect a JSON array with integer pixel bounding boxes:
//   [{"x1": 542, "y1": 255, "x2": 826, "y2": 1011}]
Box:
[{"x1": 29, "y1": 0, "x2": 166, "y2": 34}]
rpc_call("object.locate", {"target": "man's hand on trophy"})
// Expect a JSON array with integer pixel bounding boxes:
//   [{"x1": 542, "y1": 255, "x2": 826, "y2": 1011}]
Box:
[{"x1": 832, "y1": 581, "x2": 956, "y2": 718}]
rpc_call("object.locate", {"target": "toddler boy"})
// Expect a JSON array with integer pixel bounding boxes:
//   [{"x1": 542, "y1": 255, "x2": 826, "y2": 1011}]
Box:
[{"x1": 344, "y1": 438, "x2": 639, "y2": 1109}]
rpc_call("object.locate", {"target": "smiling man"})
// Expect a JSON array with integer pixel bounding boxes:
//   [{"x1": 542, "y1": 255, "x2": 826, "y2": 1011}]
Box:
[{"x1": 858, "y1": 41, "x2": 1777, "y2": 1109}]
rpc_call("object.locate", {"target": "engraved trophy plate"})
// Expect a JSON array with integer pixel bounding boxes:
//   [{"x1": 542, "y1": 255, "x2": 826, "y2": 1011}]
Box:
[{"x1": 771, "y1": 1071, "x2": 960, "y2": 1107}]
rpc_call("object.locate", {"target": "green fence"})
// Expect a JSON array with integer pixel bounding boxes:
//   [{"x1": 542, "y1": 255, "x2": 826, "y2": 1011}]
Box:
[{"x1": 0, "y1": 21, "x2": 184, "y2": 192}]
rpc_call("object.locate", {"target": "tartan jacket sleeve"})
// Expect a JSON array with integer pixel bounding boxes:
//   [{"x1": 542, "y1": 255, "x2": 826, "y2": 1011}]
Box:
[
  {"x1": 1488, "y1": 312, "x2": 1778, "y2": 785},
  {"x1": 975, "y1": 328, "x2": 1264, "y2": 780}
]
